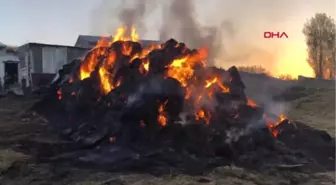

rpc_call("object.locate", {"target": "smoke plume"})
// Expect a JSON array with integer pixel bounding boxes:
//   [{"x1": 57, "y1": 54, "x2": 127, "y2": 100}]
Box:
[
  {"x1": 90, "y1": 0, "x2": 335, "y2": 70},
  {"x1": 90, "y1": 0, "x2": 158, "y2": 36},
  {"x1": 159, "y1": 0, "x2": 225, "y2": 66}
]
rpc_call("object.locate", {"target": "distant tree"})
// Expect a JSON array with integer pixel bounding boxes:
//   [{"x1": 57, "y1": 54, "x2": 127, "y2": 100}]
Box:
[
  {"x1": 237, "y1": 65, "x2": 270, "y2": 75},
  {"x1": 303, "y1": 13, "x2": 335, "y2": 79},
  {"x1": 277, "y1": 74, "x2": 295, "y2": 80}
]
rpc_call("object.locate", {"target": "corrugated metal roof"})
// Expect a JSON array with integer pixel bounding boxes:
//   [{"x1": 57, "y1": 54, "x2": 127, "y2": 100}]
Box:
[
  {"x1": 0, "y1": 42, "x2": 6, "y2": 48},
  {"x1": 74, "y1": 35, "x2": 161, "y2": 49},
  {"x1": 19, "y1": 42, "x2": 87, "y2": 49},
  {"x1": 77, "y1": 35, "x2": 102, "y2": 43}
]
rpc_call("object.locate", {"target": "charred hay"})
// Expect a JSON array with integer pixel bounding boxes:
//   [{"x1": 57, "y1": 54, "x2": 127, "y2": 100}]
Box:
[{"x1": 32, "y1": 38, "x2": 335, "y2": 174}]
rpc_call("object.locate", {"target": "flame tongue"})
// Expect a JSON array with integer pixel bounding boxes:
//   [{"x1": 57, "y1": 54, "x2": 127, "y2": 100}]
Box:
[
  {"x1": 264, "y1": 114, "x2": 289, "y2": 137},
  {"x1": 113, "y1": 26, "x2": 139, "y2": 43},
  {"x1": 158, "y1": 100, "x2": 168, "y2": 127},
  {"x1": 79, "y1": 26, "x2": 139, "y2": 82},
  {"x1": 195, "y1": 109, "x2": 211, "y2": 125}
]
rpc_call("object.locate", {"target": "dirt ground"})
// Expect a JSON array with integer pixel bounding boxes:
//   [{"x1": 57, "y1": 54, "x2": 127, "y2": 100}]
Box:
[{"x1": 0, "y1": 84, "x2": 334, "y2": 185}]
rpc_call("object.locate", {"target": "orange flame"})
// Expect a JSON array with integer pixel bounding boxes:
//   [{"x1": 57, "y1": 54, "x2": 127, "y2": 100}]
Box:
[
  {"x1": 167, "y1": 47, "x2": 208, "y2": 87},
  {"x1": 247, "y1": 99, "x2": 259, "y2": 108},
  {"x1": 113, "y1": 26, "x2": 139, "y2": 43},
  {"x1": 195, "y1": 109, "x2": 211, "y2": 125},
  {"x1": 157, "y1": 100, "x2": 168, "y2": 126},
  {"x1": 264, "y1": 114, "x2": 289, "y2": 137},
  {"x1": 204, "y1": 76, "x2": 230, "y2": 93},
  {"x1": 121, "y1": 42, "x2": 133, "y2": 56},
  {"x1": 205, "y1": 77, "x2": 217, "y2": 88},
  {"x1": 98, "y1": 51, "x2": 118, "y2": 94},
  {"x1": 131, "y1": 44, "x2": 162, "y2": 62},
  {"x1": 185, "y1": 87, "x2": 192, "y2": 99},
  {"x1": 80, "y1": 48, "x2": 103, "y2": 80},
  {"x1": 139, "y1": 58, "x2": 150, "y2": 75},
  {"x1": 94, "y1": 37, "x2": 112, "y2": 49},
  {"x1": 80, "y1": 25, "x2": 139, "y2": 81}
]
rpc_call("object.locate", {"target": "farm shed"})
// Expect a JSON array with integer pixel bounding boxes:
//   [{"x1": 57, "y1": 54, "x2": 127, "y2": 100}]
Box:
[{"x1": 17, "y1": 43, "x2": 88, "y2": 89}]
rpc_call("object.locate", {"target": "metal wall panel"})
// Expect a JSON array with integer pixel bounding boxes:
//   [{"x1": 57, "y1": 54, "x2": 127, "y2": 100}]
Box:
[{"x1": 42, "y1": 46, "x2": 67, "y2": 73}]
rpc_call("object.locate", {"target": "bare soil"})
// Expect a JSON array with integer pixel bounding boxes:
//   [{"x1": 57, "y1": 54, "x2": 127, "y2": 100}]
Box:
[{"x1": 0, "y1": 85, "x2": 334, "y2": 185}]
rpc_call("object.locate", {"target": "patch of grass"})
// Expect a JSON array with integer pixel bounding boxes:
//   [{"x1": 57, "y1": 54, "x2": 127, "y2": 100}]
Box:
[
  {"x1": 288, "y1": 89, "x2": 335, "y2": 135},
  {"x1": 274, "y1": 85, "x2": 331, "y2": 101},
  {"x1": 0, "y1": 149, "x2": 29, "y2": 174}
]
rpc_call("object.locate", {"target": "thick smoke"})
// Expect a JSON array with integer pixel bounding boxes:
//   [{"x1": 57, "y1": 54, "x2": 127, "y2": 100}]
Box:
[
  {"x1": 117, "y1": 0, "x2": 160, "y2": 35},
  {"x1": 90, "y1": 0, "x2": 158, "y2": 36},
  {"x1": 156, "y1": 0, "x2": 292, "y2": 107},
  {"x1": 159, "y1": 0, "x2": 225, "y2": 66},
  {"x1": 89, "y1": 0, "x2": 333, "y2": 102},
  {"x1": 90, "y1": 0, "x2": 335, "y2": 68}
]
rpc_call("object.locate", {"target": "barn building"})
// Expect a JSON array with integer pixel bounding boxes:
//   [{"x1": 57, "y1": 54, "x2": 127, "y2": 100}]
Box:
[
  {"x1": 2, "y1": 35, "x2": 159, "y2": 92},
  {"x1": 17, "y1": 43, "x2": 88, "y2": 90},
  {"x1": 74, "y1": 35, "x2": 161, "y2": 49}
]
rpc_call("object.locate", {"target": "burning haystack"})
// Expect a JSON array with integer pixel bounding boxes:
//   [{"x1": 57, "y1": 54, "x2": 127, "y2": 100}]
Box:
[{"x1": 33, "y1": 26, "x2": 334, "y2": 174}]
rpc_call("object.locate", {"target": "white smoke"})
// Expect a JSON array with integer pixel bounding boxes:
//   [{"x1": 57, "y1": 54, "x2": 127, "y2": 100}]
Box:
[{"x1": 90, "y1": 0, "x2": 335, "y2": 69}]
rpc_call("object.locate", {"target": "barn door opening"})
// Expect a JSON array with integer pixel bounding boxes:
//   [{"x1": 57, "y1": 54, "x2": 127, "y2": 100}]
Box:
[{"x1": 4, "y1": 61, "x2": 18, "y2": 89}]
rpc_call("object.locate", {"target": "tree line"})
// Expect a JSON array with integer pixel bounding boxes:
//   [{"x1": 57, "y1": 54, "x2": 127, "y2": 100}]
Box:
[{"x1": 303, "y1": 13, "x2": 335, "y2": 80}]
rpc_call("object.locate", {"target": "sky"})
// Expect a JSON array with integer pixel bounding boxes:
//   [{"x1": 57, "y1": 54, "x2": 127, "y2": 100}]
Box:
[
  {"x1": 0, "y1": 0, "x2": 97, "y2": 46},
  {"x1": 0, "y1": 0, "x2": 335, "y2": 77}
]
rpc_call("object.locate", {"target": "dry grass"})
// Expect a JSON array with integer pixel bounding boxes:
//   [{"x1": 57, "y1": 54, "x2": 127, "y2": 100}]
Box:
[
  {"x1": 0, "y1": 149, "x2": 28, "y2": 175},
  {"x1": 288, "y1": 88, "x2": 335, "y2": 135}
]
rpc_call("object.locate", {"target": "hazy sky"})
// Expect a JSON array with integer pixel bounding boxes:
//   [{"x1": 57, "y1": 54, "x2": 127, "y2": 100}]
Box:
[
  {"x1": 0, "y1": 0, "x2": 214, "y2": 45},
  {"x1": 0, "y1": 0, "x2": 334, "y2": 46},
  {"x1": 0, "y1": 0, "x2": 97, "y2": 45},
  {"x1": 0, "y1": 0, "x2": 335, "y2": 77}
]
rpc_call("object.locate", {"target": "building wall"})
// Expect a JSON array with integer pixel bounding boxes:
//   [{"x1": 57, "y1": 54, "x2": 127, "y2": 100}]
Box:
[
  {"x1": 18, "y1": 43, "x2": 88, "y2": 88},
  {"x1": 74, "y1": 35, "x2": 101, "y2": 49},
  {"x1": 0, "y1": 48, "x2": 20, "y2": 89},
  {"x1": 18, "y1": 44, "x2": 35, "y2": 87},
  {"x1": 0, "y1": 49, "x2": 6, "y2": 86},
  {"x1": 31, "y1": 46, "x2": 42, "y2": 73},
  {"x1": 0, "y1": 51, "x2": 5, "y2": 88},
  {"x1": 42, "y1": 46, "x2": 68, "y2": 74}
]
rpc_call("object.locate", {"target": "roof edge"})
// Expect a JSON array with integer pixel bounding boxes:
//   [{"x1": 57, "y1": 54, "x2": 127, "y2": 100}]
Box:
[{"x1": 20, "y1": 42, "x2": 88, "y2": 49}]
